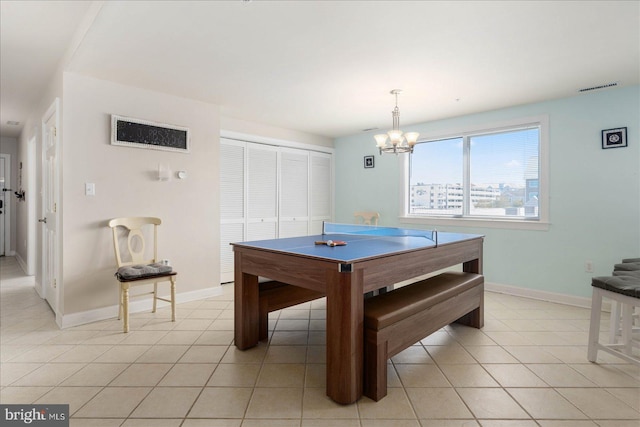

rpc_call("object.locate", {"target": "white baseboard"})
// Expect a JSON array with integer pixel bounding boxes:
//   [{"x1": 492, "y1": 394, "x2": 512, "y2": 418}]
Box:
[
  {"x1": 485, "y1": 281, "x2": 593, "y2": 309},
  {"x1": 15, "y1": 252, "x2": 28, "y2": 274},
  {"x1": 60, "y1": 285, "x2": 225, "y2": 329},
  {"x1": 59, "y1": 281, "x2": 598, "y2": 329}
]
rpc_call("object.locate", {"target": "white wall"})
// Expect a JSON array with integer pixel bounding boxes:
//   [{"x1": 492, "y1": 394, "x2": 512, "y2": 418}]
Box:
[
  {"x1": 334, "y1": 85, "x2": 640, "y2": 301},
  {"x1": 61, "y1": 72, "x2": 221, "y2": 317}
]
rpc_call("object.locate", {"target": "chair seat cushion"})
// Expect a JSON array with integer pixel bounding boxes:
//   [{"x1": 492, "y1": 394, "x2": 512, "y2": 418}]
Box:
[
  {"x1": 116, "y1": 262, "x2": 174, "y2": 281},
  {"x1": 592, "y1": 275, "x2": 640, "y2": 298}
]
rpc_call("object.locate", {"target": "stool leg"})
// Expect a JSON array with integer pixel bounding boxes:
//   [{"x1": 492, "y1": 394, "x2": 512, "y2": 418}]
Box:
[
  {"x1": 588, "y1": 288, "x2": 603, "y2": 362},
  {"x1": 609, "y1": 301, "x2": 621, "y2": 344},
  {"x1": 622, "y1": 303, "x2": 633, "y2": 355},
  {"x1": 170, "y1": 278, "x2": 176, "y2": 322}
]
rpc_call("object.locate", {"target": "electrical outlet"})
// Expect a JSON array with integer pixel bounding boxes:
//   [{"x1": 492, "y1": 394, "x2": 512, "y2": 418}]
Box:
[{"x1": 585, "y1": 260, "x2": 593, "y2": 273}]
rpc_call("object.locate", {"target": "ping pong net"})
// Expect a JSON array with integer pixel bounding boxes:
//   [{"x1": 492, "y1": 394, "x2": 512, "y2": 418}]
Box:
[{"x1": 322, "y1": 222, "x2": 438, "y2": 246}]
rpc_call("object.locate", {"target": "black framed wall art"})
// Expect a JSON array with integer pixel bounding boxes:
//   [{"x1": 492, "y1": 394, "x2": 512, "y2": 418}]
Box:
[
  {"x1": 111, "y1": 115, "x2": 190, "y2": 153},
  {"x1": 602, "y1": 127, "x2": 627, "y2": 149}
]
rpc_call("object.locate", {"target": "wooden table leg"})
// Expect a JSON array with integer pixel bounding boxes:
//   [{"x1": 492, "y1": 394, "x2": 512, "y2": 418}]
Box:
[
  {"x1": 325, "y1": 267, "x2": 364, "y2": 404},
  {"x1": 234, "y1": 252, "x2": 260, "y2": 350}
]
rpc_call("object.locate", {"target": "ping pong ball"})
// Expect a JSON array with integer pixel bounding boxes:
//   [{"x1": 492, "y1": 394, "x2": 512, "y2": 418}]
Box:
[{"x1": 326, "y1": 240, "x2": 333, "y2": 246}]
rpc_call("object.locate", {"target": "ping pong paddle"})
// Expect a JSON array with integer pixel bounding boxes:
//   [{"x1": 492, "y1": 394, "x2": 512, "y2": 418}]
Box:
[{"x1": 314, "y1": 240, "x2": 347, "y2": 247}]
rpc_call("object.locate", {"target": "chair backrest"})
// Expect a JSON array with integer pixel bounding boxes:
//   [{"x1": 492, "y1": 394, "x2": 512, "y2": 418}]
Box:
[
  {"x1": 108, "y1": 217, "x2": 162, "y2": 268},
  {"x1": 354, "y1": 211, "x2": 380, "y2": 226}
]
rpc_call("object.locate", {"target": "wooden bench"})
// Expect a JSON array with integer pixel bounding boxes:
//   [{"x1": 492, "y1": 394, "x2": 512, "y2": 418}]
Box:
[
  {"x1": 363, "y1": 271, "x2": 484, "y2": 401},
  {"x1": 258, "y1": 281, "x2": 325, "y2": 341}
]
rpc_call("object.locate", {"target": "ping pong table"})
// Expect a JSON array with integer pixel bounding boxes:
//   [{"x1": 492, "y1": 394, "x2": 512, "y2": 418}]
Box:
[{"x1": 232, "y1": 223, "x2": 484, "y2": 404}]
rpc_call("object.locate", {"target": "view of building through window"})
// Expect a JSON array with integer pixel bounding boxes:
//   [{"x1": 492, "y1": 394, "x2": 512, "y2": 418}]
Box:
[{"x1": 409, "y1": 127, "x2": 540, "y2": 219}]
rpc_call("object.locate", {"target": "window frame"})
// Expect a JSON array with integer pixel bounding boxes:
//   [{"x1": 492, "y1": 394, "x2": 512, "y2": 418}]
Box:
[{"x1": 399, "y1": 115, "x2": 549, "y2": 231}]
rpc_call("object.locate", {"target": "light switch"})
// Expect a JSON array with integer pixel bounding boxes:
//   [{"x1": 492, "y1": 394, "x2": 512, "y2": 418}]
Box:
[{"x1": 85, "y1": 183, "x2": 95, "y2": 196}]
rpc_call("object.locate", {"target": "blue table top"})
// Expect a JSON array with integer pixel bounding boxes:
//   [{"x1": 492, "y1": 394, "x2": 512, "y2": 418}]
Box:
[{"x1": 232, "y1": 231, "x2": 483, "y2": 264}]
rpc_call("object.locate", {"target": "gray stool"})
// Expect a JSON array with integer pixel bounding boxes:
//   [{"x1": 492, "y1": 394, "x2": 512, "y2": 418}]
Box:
[
  {"x1": 588, "y1": 275, "x2": 640, "y2": 366},
  {"x1": 609, "y1": 260, "x2": 640, "y2": 344}
]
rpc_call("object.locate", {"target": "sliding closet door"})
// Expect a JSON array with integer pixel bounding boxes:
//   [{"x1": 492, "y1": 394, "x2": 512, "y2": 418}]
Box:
[
  {"x1": 219, "y1": 139, "x2": 245, "y2": 283},
  {"x1": 220, "y1": 137, "x2": 333, "y2": 283},
  {"x1": 247, "y1": 144, "x2": 278, "y2": 241},
  {"x1": 279, "y1": 148, "x2": 309, "y2": 238}
]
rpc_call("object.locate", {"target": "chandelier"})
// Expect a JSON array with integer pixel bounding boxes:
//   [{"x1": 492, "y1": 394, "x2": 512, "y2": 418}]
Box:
[{"x1": 374, "y1": 89, "x2": 419, "y2": 155}]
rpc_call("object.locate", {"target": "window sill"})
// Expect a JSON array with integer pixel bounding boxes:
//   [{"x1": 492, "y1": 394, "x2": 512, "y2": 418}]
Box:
[{"x1": 399, "y1": 215, "x2": 550, "y2": 231}]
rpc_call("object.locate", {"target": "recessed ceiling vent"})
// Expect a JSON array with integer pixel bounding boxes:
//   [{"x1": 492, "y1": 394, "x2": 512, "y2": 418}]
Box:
[{"x1": 578, "y1": 82, "x2": 618, "y2": 93}]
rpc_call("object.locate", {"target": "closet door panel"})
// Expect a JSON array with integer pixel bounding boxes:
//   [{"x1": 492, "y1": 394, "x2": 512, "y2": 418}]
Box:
[
  {"x1": 220, "y1": 222, "x2": 243, "y2": 283},
  {"x1": 247, "y1": 144, "x2": 278, "y2": 240},
  {"x1": 220, "y1": 141, "x2": 245, "y2": 220},
  {"x1": 247, "y1": 145, "x2": 278, "y2": 219},
  {"x1": 220, "y1": 140, "x2": 246, "y2": 283},
  {"x1": 279, "y1": 149, "x2": 309, "y2": 237},
  {"x1": 310, "y1": 152, "x2": 332, "y2": 234}
]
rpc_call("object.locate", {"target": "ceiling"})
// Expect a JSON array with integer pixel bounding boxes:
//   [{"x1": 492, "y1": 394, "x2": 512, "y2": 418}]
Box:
[{"x1": 1, "y1": 1, "x2": 639, "y2": 139}]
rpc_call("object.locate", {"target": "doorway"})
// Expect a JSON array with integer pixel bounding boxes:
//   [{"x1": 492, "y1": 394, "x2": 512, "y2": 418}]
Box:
[
  {"x1": 27, "y1": 136, "x2": 36, "y2": 275},
  {"x1": 0, "y1": 153, "x2": 10, "y2": 257}
]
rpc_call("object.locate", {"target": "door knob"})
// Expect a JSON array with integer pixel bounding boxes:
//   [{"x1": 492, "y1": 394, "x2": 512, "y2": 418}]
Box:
[{"x1": 38, "y1": 218, "x2": 47, "y2": 224}]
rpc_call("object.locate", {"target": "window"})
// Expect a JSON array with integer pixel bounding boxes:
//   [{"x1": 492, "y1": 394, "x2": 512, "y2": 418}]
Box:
[{"x1": 405, "y1": 117, "x2": 547, "y2": 225}]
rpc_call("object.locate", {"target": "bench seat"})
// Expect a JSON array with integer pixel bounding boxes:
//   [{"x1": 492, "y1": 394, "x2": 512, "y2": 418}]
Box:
[
  {"x1": 364, "y1": 271, "x2": 484, "y2": 401},
  {"x1": 259, "y1": 281, "x2": 325, "y2": 341}
]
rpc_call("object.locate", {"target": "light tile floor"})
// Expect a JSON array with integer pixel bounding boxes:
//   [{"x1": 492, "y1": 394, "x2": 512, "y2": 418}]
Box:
[{"x1": 1, "y1": 256, "x2": 639, "y2": 426}]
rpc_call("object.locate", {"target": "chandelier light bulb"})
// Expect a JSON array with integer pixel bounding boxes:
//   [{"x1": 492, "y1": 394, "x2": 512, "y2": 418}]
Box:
[{"x1": 374, "y1": 134, "x2": 389, "y2": 148}]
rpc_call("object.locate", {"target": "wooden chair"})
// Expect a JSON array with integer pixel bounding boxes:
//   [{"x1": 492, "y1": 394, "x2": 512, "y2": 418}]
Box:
[
  {"x1": 108, "y1": 217, "x2": 177, "y2": 332},
  {"x1": 354, "y1": 211, "x2": 380, "y2": 225}
]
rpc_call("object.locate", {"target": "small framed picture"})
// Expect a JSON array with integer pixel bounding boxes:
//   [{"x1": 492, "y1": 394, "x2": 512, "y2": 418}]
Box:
[
  {"x1": 602, "y1": 127, "x2": 627, "y2": 149},
  {"x1": 364, "y1": 155, "x2": 375, "y2": 168}
]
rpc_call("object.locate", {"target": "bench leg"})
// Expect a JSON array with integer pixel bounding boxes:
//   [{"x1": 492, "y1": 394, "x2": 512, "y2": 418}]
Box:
[
  {"x1": 259, "y1": 296, "x2": 269, "y2": 341},
  {"x1": 456, "y1": 305, "x2": 483, "y2": 328},
  {"x1": 455, "y1": 284, "x2": 484, "y2": 329},
  {"x1": 364, "y1": 336, "x2": 388, "y2": 401}
]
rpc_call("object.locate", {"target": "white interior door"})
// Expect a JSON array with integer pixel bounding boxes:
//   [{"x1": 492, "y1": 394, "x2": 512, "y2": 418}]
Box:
[{"x1": 41, "y1": 101, "x2": 60, "y2": 315}]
